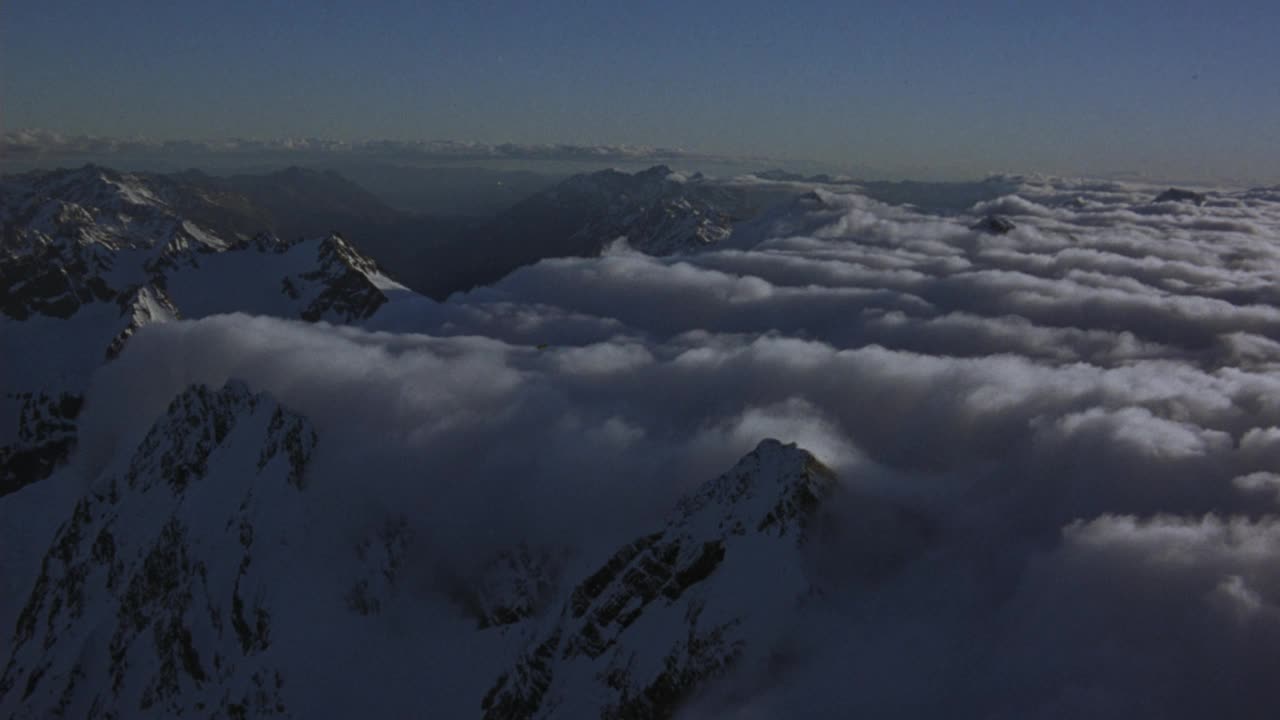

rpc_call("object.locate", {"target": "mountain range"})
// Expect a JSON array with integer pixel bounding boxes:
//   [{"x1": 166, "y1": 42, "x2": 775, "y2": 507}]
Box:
[{"x1": 0, "y1": 157, "x2": 871, "y2": 717}]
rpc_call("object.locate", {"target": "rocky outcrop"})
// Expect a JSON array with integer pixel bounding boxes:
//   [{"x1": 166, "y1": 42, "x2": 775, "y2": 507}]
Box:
[
  {"x1": 106, "y1": 285, "x2": 181, "y2": 360},
  {"x1": 294, "y1": 234, "x2": 388, "y2": 322},
  {"x1": 481, "y1": 440, "x2": 835, "y2": 719},
  {"x1": 1154, "y1": 188, "x2": 1207, "y2": 206},
  {"x1": 0, "y1": 392, "x2": 84, "y2": 497},
  {"x1": 970, "y1": 214, "x2": 1017, "y2": 235},
  {"x1": 0, "y1": 381, "x2": 316, "y2": 719}
]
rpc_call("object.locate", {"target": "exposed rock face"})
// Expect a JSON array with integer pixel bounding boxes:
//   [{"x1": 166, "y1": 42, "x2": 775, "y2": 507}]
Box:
[
  {"x1": 0, "y1": 167, "x2": 396, "y2": 493},
  {"x1": 0, "y1": 381, "x2": 316, "y2": 719},
  {"x1": 481, "y1": 439, "x2": 835, "y2": 719},
  {"x1": 970, "y1": 214, "x2": 1017, "y2": 235},
  {"x1": 106, "y1": 285, "x2": 181, "y2": 361},
  {"x1": 536, "y1": 164, "x2": 737, "y2": 256},
  {"x1": 0, "y1": 392, "x2": 84, "y2": 497},
  {"x1": 469, "y1": 545, "x2": 565, "y2": 630},
  {"x1": 1154, "y1": 188, "x2": 1208, "y2": 206},
  {"x1": 343, "y1": 515, "x2": 412, "y2": 617},
  {"x1": 2, "y1": 398, "x2": 837, "y2": 719},
  {"x1": 0, "y1": 166, "x2": 395, "y2": 331},
  {"x1": 293, "y1": 234, "x2": 387, "y2": 322}
]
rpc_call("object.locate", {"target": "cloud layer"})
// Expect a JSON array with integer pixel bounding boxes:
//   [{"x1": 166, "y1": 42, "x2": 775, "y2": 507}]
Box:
[{"x1": 87, "y1": 174, "x2": 1280, "y2": 717}]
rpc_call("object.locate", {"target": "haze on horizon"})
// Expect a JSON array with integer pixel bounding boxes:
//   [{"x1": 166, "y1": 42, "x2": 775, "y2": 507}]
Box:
[{"x1": 2, "y1": 0, "x2": 1278, "y2": 183}]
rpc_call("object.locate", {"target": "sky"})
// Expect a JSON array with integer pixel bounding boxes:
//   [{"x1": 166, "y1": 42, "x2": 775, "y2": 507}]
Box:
[{"x1": 3, "y1": 0, "x2": 1279, "y2": 182}]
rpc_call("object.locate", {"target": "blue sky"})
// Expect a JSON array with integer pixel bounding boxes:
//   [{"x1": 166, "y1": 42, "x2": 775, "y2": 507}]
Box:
[{"x1": 3, "y1": 0, "x2": 1278, "y2": 180}]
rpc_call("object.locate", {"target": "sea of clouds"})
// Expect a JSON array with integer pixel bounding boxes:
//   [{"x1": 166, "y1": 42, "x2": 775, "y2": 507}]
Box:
[{"x1": 82, "y1": 175, "x2": 1280, "y2": 717}]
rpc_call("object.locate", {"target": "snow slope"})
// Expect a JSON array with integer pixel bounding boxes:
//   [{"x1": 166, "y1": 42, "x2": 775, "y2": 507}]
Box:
[{"x1": 0, "y1": 376, "x2": 835, "y2": 718}]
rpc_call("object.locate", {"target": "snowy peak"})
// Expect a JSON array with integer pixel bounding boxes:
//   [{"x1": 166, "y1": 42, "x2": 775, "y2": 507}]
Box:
[
  {"x1": 0, "y1": 165, "x2": 227, "y2": 256},
  {"x1": 1, "y1": 165, "x2": 395, "y2": 327},
  {"x1": 2, "y1": 167, "x2": 396, "y2": 344},
  {"x1": 0, "y1": 380, "x2": 316, "y2": 719},
  {"x1": 672, "y1": 438, "x2": 833, "y2": 538},
  {"x1": 296, "y1": 233, "x2": 389, "y2": 322},
  {"x1": 5, "y1": 165, "x2": 150, "y2": 216},
  {"x1": 482, "y1": 440, "x2": 834, "y2": 719},
  {"x1": 106, "y1": 285, "x2": 180, "y2": 360}
]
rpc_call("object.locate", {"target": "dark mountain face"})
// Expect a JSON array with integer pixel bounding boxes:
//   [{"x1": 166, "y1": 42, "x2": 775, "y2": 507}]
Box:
[
  {"x1": 2, "y1": 163, "x2": 784, "y2": 304},
  {"x1": 160, "y1": 166, "x2": 487, "y2": 297},
  {"x1": 175, "y1": 166, "x2": 404, "y2": 240},
  {"x1": 331, "y1": 163, "x2": 562, "y2": 216},
  {"x1": 971, "y1": 214, "x2": 1017, "y2": 234},
  {"x1": 1154, "y1": 187, "x2": 1209, "y2": 206},
  {"x1": 406, "y1": 165, "x2": 752, "y2": 299}
]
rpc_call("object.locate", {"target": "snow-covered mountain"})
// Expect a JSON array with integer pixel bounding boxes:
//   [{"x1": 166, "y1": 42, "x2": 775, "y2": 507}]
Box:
[
  {"x1": 526, "y1": 164, "x2": 737, "y2": 255},
  {"x1": 0, "y1": 165, "x2": 400, "y2": 329},
  {"x1": 0, "y1": 381, "x2": 314, "y2": 718},
  {"x1": 481, "y1": 438, "x2": 833, "y2": 719},
  {"x1": 0, "y1": 166, "x2": 405, "y2": 496},
  {"x1": 412, "y1": 165, "x2": 748, "y2": 297},
  {"x1": 0, "y1": 376, "x2": 834, "y2": 718}
]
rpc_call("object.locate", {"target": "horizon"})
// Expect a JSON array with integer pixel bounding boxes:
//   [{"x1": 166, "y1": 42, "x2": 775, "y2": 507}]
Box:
[
  {"x1": 3, "y1": 1, "x2": 1278, "y2": 184},
  {"x1": 0, "y1": 128, "x2": 1267, "y2": 189}
]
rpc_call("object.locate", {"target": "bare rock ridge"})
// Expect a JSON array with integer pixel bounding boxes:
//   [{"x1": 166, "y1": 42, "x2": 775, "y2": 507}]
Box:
[
  {"x1": 481, "y1": 439, "x2": 834, "y2": 719},
  {"x1": 971, "y1": 214, "x2": 1017, "y2": 235},
  {"x1": 1154, "y1": 188, "x2": 1208, "y2": 206}
]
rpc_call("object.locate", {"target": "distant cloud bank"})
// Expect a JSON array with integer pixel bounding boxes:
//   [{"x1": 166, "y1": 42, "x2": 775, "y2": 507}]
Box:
[{"x1": 1, "y1": 128, "x2": 723, "y2": 164}]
